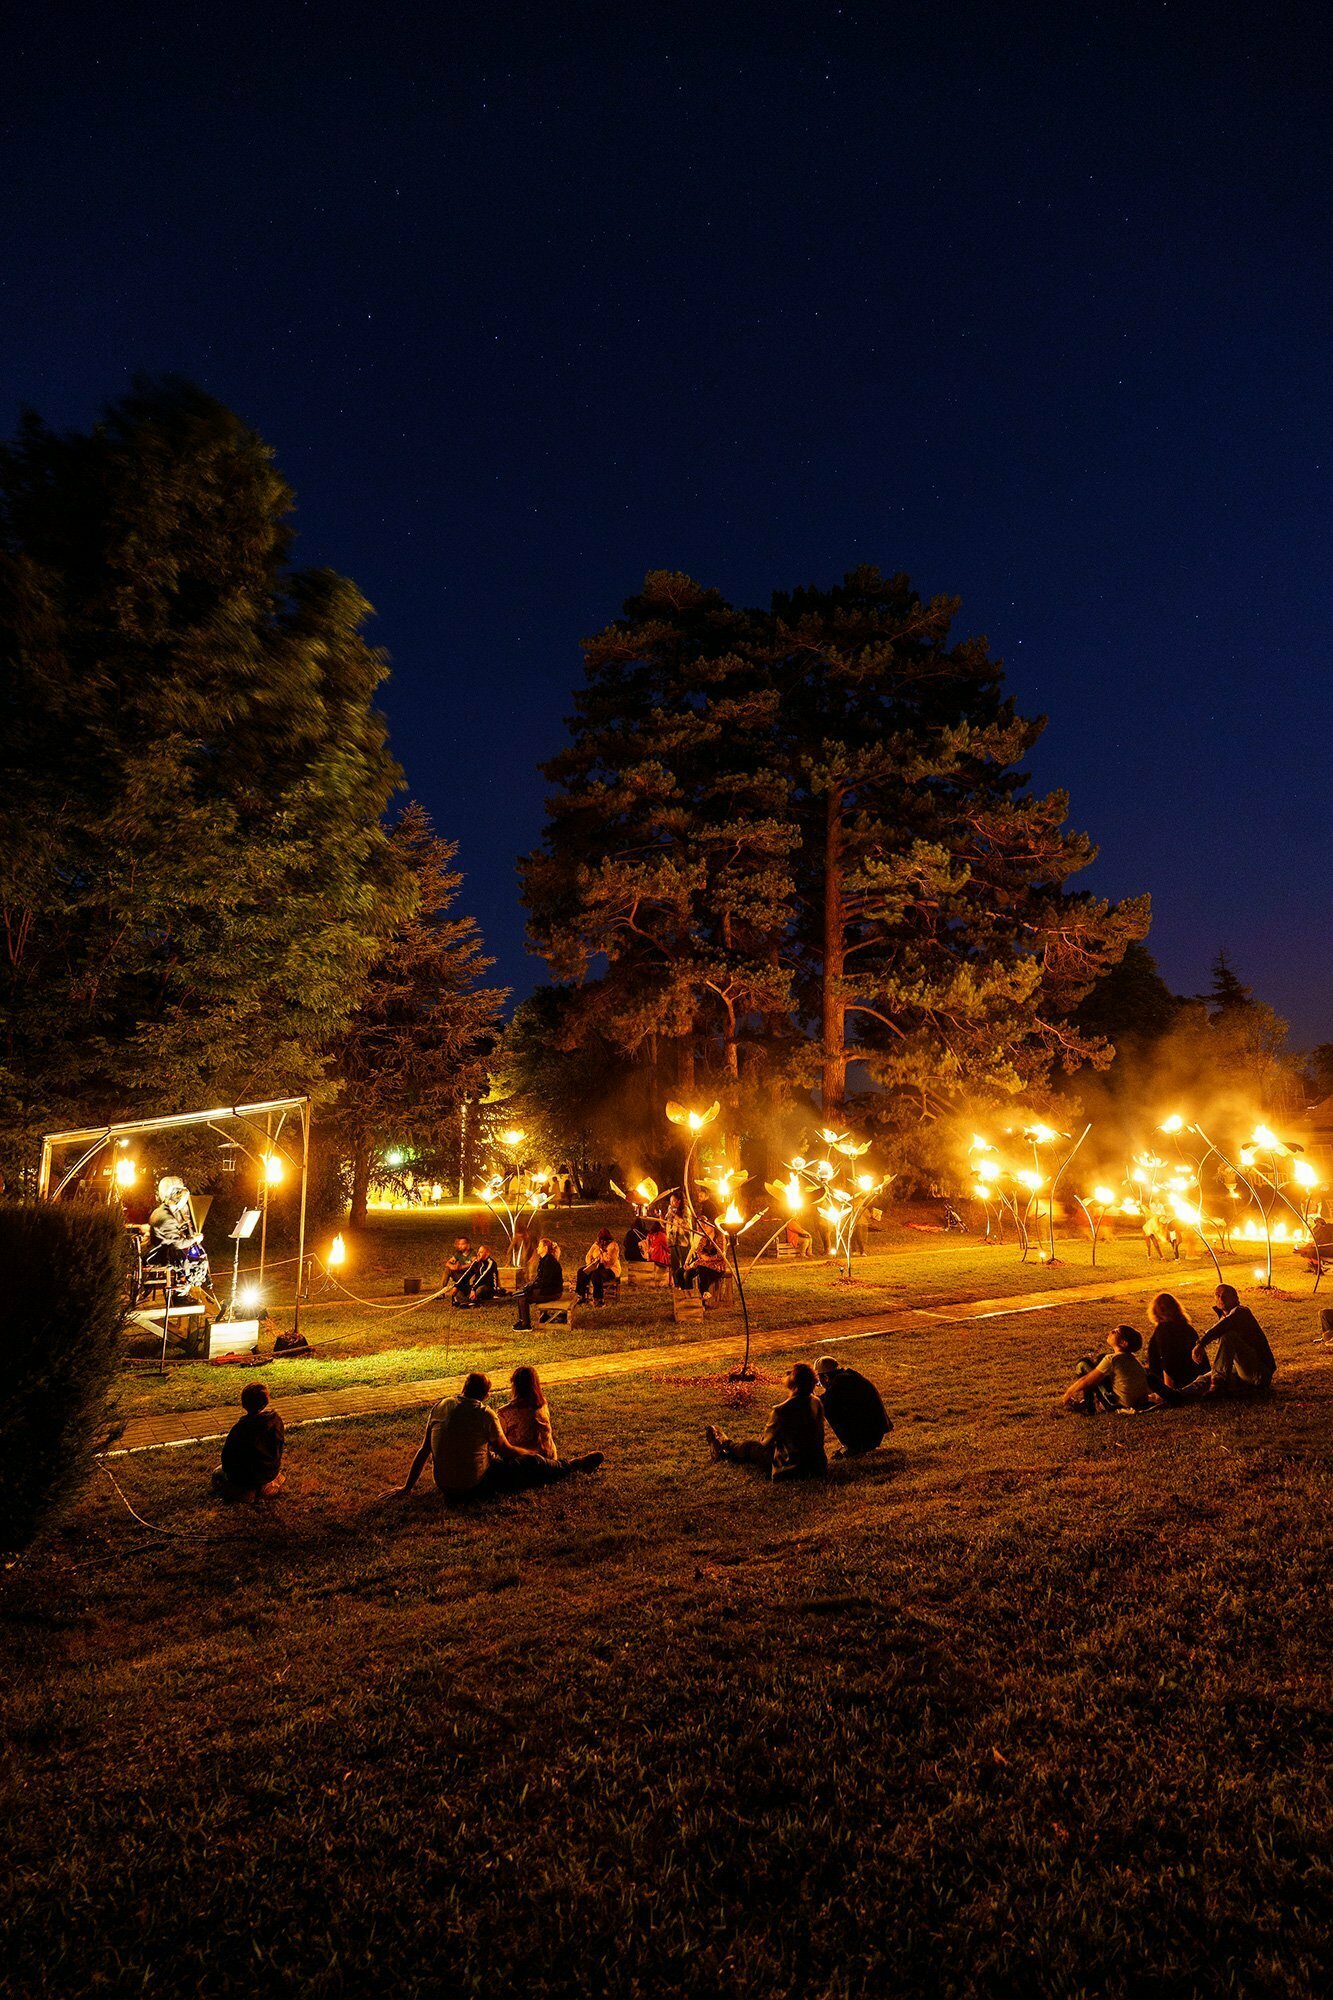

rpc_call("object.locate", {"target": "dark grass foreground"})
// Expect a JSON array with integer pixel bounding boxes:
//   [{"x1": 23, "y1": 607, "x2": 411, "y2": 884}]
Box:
[{"x1": 3, "y1": 1295, "x2": 1331, "y2": 1998}]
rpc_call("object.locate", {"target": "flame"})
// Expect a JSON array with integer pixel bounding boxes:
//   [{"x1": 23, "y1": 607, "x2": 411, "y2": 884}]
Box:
[
  {"x1": 785, "y1": 1176, "x2": 805, "y2": 1212},
  {"x1": 1293, "y1": 1159, "x2": 1319, "y2": 1189},
  {"x1": 1159, "y1": 1114, "x2": 1184, "y2": 1134},
  {"x1": 328, "y1": 1233, "x2": 346, "y2": 1267},
  {"x1": 970, "y1": 1135, "x2": 992, "y2": 1153},
  {"x1": 721, "y1": 1201, "x2": 745, "y2": 1229},
  {"x1": 1027, "y1": 1123, "x2": 1058, "y2": 1144},
  {"x1": 500, "y1": 1127, "x2": 525, "y2": 1148},
  {"x1": 634, "y1": 1176, "x2": 660, "y2": 1204},
  {"x1": 1016, "y1": 1169, "x2": 1042, "y2": 1191},
  {"x1": 665, "y1": 1099, "x2": 720, "y2": 1132},
  {"x1": 1251, "y1": 1124, "x2": 1284, "y2": 1152},
  {"x1": 114, "y1": 1156, "x2": 138, "y2": 1188},
  {"x1": 977, "y1": 1158, "x2": 1000, "y2": 1184},
  {"x1": 1092, "y1": 1184, "x2": 1115, "y2": 1205},
  {"x1": 263, "y1": 1153, "x2": 284, "y2": 1185},
  {"x1": 855, "y1": 1173, "x2": 876, "y2": 1193}
]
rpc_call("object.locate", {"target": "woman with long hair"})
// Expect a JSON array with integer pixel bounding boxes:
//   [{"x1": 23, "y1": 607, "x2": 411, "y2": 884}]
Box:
[
  {"x1": 498, "y1": 1364, "x2": 557, "y2": 1460},
  {"x1": 1146, "y1": 1291, "x2": 1206, "y2": 1400},
  {"x1": 575, "y1": 1226, "x2": 621, "y2": 1305}
]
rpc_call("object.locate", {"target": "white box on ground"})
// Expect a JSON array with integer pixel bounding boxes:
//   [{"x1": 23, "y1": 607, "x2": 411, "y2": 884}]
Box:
[{"x1": 206, "y1": 1318, "x2": 260, "y2": 1359}]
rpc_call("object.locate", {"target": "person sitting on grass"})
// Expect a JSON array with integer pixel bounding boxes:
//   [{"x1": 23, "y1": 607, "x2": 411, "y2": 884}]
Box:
[
  {"x1": 452, "y1": 1241, "x2": 499, "y2": 1308},
  {"x1": 706, "y1": 1363, "x2": 828, "y2": 1480},
  {"x1": 684, "y1": 1215, "x2": 728, "y2": 1305},
  {"x1": 815, "y1": 1355, "x2": 892, "y2": 1456},
  {"x1": 1145, "y1": 1292, "x2": 1207, "y2": 1402},
  {"x1": 444, "y1": 1234, "x2": 473, "y2": 1286},
  {"x1": 398, "y1": 1371, "x2": 601, "y2": 1502},
  {"x1": 575, "y1": 1228, "x2": 621, "y2": 1305},
  {"x1": 496, "y1": 1364, "x2": 601, "y2": 1477},
  {"x1": 211, "y1": 1382, "x2": 285, "y2": 1501},
  {"x1": 1179, "y1": 1284, "x2": 1278, "y2": 1398},
  {"x1": 1061, "y1": 1325, "x2": 1152, "y2": 1415}
]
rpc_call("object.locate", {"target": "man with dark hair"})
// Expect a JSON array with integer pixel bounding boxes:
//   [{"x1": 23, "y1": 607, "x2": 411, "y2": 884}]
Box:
[
  {"x1": 211, "y1": 1382, "x2": 285, "y2": 1499},
  {"x1": 399, "y1": 1372, "x2": 600, "y2": 1501},
  {"x1": 1061, "y1": 1326, "x2": 1152, "y2": 1414},
  {"x1": 815, "y1": 1355, "x2": 892, "y2": 1457},
  {"x1": 451, "y1": 1241, "x2": 499, "y2": 1308},
  {"x1": 705, "y1": 1363, "x2": 828, "y2": 1480},
  {"x1": 443, "y1": 1235, "x2": 473, "y2": 1286},
  {"x1": 1183, "y1": 1285, "x2": 1278, "y2": 1397}
]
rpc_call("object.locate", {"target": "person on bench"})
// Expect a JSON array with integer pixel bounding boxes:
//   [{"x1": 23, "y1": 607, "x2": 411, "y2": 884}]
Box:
[
  {"x1": 211, "y1": 1382, "x2": 285, "y2": 1500},
  {"x1": 815, "y1": 1355, "x2": 892, "y2": 1456},
  {"x1": 524, "y1": 1237, "x2": 564, "y2": 1306},
  {"x1": 683, "y1": 1215, "x2": 728, "y2": 1304},
  {"x1": 644, "y1": 1217, "x2": 670, "y2": 1271},
  {"x1": 575, "y1": 1228, "x2": 621, "y2": 1305},
  {"x1": 452, "y1": 1241, "x2": 499, "y2": 1308},
  {"x1": 705, "y1": 1363, "x2": 828, "y2": 1480}
]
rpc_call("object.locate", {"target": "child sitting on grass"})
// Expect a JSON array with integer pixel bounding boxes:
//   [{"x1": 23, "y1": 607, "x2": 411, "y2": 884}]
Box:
[{"x1": 1060, "y1": 1325, "x2": 1152, "y2": 1415}]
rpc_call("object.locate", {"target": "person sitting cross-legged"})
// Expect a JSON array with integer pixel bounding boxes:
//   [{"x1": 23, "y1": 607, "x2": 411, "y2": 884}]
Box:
[
  {"x1": 452, "y1": 1241, "x2": 499, "y2": 1308},
  {"x1": 211, "y1": 1382, "x2": 285, "y2": 1501},
  {"x1": 398, "y1": 1371, "x2": 600, "y2": 1502},
  {"x1": 575, "y1": 1228, "x2": 621, "y2": 1305},
  {"x1": 1061, "y1": 1325, "x2": 1152, "y2": 1415},
  {"x1": 443, "y1": 1235, "x2": 473, "y2": 1286},
  {"x1": 815, "y1": 1355, "x2": 892, "y2": 1457},
  {"x1": 706, "y1": 1363, "x2": 829, "y2": 1481},
  {"x1": 1179, "y1": 1284, "x2": 1277, "y2": 1398}
]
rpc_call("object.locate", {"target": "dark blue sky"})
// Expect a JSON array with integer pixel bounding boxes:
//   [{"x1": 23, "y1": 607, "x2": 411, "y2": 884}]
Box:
[{"x1": 6, "y1": 2, "x2": 1330, "y2": 1038}]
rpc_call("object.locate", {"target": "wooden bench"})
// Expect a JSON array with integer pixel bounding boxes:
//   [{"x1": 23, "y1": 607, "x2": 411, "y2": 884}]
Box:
[{"x1": 626, "y1": 1261, "x2": 669, "y2": 1287}]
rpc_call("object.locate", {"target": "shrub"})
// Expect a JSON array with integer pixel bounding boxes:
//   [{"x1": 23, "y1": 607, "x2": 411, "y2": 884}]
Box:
[{"x1": 0, "y1": 1200, "x2": 125, "y2": 1550}]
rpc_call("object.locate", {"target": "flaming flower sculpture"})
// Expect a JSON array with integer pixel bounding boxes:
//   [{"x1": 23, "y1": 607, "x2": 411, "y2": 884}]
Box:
[
  {"x1": 1159, "y1": 1114, "x2": 1317, "y2": 1290},
  {"x1": 473, "y1": 1159, "x2": 552, "y2": 1280},
  {"x1": 762, "y1": 1129, "x2": 891, "y2": 1280},
  {"x1": 966, "y1": 1123, "x2": 1088, "y2": 1263},
  {"x1": 1070, "y1": 1184, "x2": 1117, "y2": 1267},
  {"x1": 664, "y1": 1099, "x2": 722, "y2": 1217}
]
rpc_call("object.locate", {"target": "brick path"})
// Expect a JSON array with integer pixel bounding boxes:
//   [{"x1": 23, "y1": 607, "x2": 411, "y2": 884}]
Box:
[{"x1": 106, "y1": 1262, "x2": 1232, "y2": 1457}]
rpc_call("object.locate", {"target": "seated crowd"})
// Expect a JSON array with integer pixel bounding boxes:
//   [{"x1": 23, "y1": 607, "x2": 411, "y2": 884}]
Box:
[
  {"x1": 1061, "y1": 1285, "x2": 1278, "y2": 1413},
  {"x1": 209, "y1": 1272, "x2": 1284, "y2": 1510}
]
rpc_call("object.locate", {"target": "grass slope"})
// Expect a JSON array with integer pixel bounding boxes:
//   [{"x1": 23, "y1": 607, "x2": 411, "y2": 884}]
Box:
[{"x1": 4, "y1": 1285, "x2": 1331, "y2": 1996}]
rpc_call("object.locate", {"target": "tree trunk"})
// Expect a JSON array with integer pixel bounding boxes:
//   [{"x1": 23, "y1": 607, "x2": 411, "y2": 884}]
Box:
[
  {"x1": 349, "y1": 1136, "x2": 372, "y2": 1229},
  {"x1": 822, "y1": 786, "x2": 847, "y2": 1118},
  {"x1": 722, "y1": 1014, "x2": 742, "y2": 1166},
  {"x1": 677, "y1": 1030, "x2": 695, "y2": 1093}
]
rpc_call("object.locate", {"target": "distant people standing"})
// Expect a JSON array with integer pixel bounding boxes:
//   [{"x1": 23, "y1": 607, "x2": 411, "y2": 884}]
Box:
[{"x1": 665, "y1": 1194, "x2": 692, "y2": 1287}]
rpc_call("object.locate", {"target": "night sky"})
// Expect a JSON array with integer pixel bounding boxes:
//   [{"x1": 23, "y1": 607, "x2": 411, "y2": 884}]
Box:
[{"x1": 6, "y1": 2, "x2": 1330, "y2": 1039}]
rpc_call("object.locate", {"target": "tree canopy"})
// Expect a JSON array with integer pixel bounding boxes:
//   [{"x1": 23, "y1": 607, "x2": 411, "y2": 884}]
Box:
[
  {"x1": 522, "y1": 566, "x2": 1149, "y2": 1148},
  {"x1": 0, "y1": 381, "x2": 403, "y2": 1177}
]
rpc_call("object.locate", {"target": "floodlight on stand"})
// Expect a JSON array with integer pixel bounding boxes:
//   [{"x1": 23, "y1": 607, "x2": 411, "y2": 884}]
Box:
[
  {"x1": 263, "y1": 1152, "x2": 284, "y2": 1185},
  {"x1": 114, "y1": 1155, "x2": 137, "y2": 1189},
  {"x1": 238, "y1": 1283, "x2": 263, "y2": 1313}
]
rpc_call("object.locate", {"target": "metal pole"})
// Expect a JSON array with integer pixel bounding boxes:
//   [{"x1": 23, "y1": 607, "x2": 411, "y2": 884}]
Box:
[
  {"x1": 292, "y1": 1102, "x2": 311, "y2": 1340},
  {"x1": 258, "y1": 1113, "x2": 272, "y2": 1288}
]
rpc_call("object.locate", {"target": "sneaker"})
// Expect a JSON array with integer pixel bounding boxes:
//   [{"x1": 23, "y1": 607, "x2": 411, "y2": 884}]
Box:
[
  {"x1": 704, "y1": 1424, "x2": 725, "y2": 1461},
  {"x1": 571, "y1": 1451, "x2": 604, "y2": 1474}
]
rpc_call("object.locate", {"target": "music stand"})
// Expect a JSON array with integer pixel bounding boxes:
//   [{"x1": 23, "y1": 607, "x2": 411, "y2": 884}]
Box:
[{"x1": 226, "y1": 1208, "x2": 262, "y2": 1317}]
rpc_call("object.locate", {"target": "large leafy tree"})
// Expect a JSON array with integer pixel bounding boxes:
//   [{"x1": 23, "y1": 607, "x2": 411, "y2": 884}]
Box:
[
  {"x1": 526, "y1": 565, "x2": 1149, "y2": 1141},
  {"x1": 0, "y1": 380, "x2": 403, "y2": 1177},
  {"x1": 332, "y1": 803, "x2": 507, "y2": 1225}
]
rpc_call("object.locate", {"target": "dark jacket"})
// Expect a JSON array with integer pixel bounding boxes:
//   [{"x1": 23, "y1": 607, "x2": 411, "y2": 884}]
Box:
[
  {"x1": 220, "y1": 1408, "x2": 285, "y2": 1490},
  {"x1": 530, "y1": 1252, "x2": 563, "y2": 1300},
  {"x1": 818, "y1": 1366, "x2": 891, "y2": 1454}
]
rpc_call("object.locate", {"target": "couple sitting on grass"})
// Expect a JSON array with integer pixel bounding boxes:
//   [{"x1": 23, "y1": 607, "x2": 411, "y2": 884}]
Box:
[
  {"x1": 706, "y1": 1355, "x2": 892, "y2": 1482},
  {"x1": 1061, "y1": 1284, "x2": 1277, "y2": 1416},
  {"x1": 397, "y1": 1366, "x2": 603, "y2": 1503}
]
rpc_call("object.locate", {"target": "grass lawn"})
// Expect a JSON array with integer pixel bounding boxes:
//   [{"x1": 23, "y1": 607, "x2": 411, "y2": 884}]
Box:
[
  {"x1": 118, "y1": 1203, "x2": 1273, "y2": 1418},
  {"x1": 3, "y1": 1285, "x2": 1330, "y2": 1996}
]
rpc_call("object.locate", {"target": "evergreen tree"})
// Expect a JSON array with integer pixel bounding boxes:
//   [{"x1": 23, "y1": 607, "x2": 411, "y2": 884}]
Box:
[
  {"x1": 0, "y1": 380, "x2": 403, "y2": 1177},
  {"x1": 526, "y1": 565, "x2": 1149, "y2": 1140},
  {"x1": 1075, "y1": 942, "x2": 1182, "y2": 1048},
  {"x1": 331, "y1": 804, "x2": 507, "y2": 1225},
  {"x1": 1206, "y1": 950, "x2": 1254, "y2": 1014}
]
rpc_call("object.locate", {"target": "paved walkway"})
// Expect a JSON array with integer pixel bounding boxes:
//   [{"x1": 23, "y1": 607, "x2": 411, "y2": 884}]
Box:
[{"x1": 107, "y1": 1262, "x2": 1231, "y2": 1457}]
